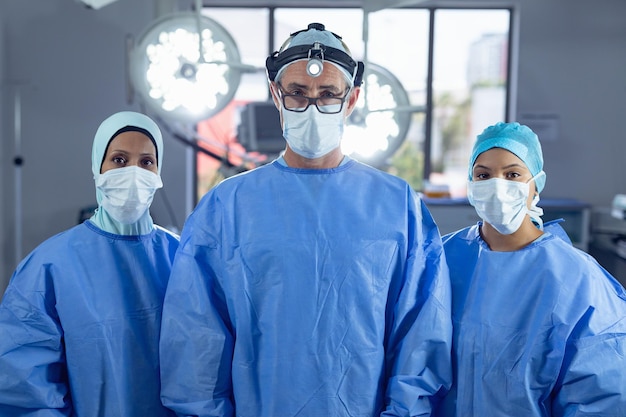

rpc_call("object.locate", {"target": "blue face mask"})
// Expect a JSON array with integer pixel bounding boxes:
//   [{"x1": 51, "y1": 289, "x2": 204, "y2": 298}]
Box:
[{"x1": 282, "y1": 105, "x2": 345, "y2": 159}]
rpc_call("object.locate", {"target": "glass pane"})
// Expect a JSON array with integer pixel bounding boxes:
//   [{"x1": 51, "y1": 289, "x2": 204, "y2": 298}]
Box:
[
  {"x1": 431, "y1": 9, "x2": 510, "y2": 198},
  {"x1": 367, "y1": 9, "x2": 429, "y2": 190},
  {"x1": 272, "y1": 9, "x2": 363, "y2": 55},
  {"x1": 202, "y1": 8, "x2": 269, "y2": 101},
  {"x1": 197, "y1": 8, "x2": 270, "y2": 200}
]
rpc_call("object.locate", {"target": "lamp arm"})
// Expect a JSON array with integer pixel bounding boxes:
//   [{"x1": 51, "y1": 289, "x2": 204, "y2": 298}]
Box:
[
  {"x1": 199, "y1": 61, "x2": 262, "y2": 73},
  {"x1": 195, "y1": 0, "x2": 206, "y2": 64},
  {"x1": 159, "y1": 119, "x2": 264, "y2": 168}
]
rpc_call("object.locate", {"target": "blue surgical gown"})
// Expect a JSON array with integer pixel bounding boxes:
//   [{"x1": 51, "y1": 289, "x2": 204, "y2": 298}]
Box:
[
  {"x1": 0, "y1": 220, "x2": 179, "y2": 417},
  {"x1": 159, "y1": 158, "x2": 452, "y2": 417},
  {"x1": 439, "y1": 221, "x2": 626, "y2": 417}
]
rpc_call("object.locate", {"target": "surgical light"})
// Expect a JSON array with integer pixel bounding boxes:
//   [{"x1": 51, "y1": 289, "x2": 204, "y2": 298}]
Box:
[
  {"x1": 342, "y1": 62, "x2": 413, "y2": 168},
  {"x1": 130, "y1": 12, "x2": 243, "y2": 123}
]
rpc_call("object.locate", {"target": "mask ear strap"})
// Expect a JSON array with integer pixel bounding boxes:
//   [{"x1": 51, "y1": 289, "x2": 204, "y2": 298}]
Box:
[{"x1": 528, "y1": 191, "x2": 544, "y2": 230}]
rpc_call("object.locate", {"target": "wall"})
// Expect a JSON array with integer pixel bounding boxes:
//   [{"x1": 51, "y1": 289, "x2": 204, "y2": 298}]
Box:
[
  {"x1": 1, "y1": 0, "x2": 626, "y2": 294},
  {"x1": 515, "y1": 1, "x2": 626, "y2": 205},
  {"x1": 0, "y1": 0, "x2": 189, "y2": 292}
]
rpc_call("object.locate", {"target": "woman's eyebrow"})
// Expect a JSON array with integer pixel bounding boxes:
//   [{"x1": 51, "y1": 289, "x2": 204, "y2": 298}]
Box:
[
  {"x1": 473, "y1": 164, "x2": 491, "y2": 171},
  {"x1": 473, "y1": 163, "x2": 525, "y2": 171},
  {"x1": 502, "y1": 163, "x2": 526, "y2": 170}
]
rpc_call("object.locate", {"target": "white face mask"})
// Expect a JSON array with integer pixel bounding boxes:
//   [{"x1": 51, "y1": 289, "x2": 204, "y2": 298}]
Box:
[
  {"x1": 96, "y1": 166, "x2": 163, "y2": 224},
  {"x1": 282, "y1": 105, "x2": 345, "y2": 159},
  {"x1": 467, "y1": 174, "x2": 542, "y2": 235}
]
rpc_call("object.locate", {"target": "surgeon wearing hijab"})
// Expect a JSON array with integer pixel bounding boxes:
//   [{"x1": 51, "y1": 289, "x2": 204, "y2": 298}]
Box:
[
  {"x1": 159, "y1": 23, "x2": 452, "y2": 416},
  {"x1": 0, "y1": 111, "x2": 179, "y2": 416},
  {"x1": 438, "y1": 121, "x2": 626, "y2": 416}
]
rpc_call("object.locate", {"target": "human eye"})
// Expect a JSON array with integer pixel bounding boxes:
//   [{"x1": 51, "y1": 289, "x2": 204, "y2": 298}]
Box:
[
  {"x1": 284, "y1": 87, "x2": 305, "y2": 96},
  {"x1": 142, "y1": 157, "x2": 156, "y2": 168},
  {"x1": 506, "y1": 172, "x2": 522, "y2": 180},
  {"x1": 318, "y1": 90, "x2": 344, "y2": 107},
  {"x1": 319, "y1": 90, "x2": 338, "y2": 98},
  {"x1": 111, "y1": 155, "x2": 127, "y2": 166},
  {"x1": 473, "y1": 170, "x2": 489, "y2": 180}
]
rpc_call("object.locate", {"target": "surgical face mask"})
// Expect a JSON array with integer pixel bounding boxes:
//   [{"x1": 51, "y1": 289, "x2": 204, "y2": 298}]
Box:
[
  {"x1": 282, "y1": 105, "x2": 344, "y2": 159},
  {"x1": 96, "y1": 166, "x2": 163, "y2": 224},
  {"x1": 467, "y1": 174, "x2": 541, "y2": 235}
]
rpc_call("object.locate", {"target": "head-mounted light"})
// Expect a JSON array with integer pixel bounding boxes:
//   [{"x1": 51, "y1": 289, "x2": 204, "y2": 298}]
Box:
[
  {"x1": 306, "y1": 42, "x2": 324, "y2": 77},
  {"x1": 265, "y1": 23, "x2": 364, "y2": 87}
]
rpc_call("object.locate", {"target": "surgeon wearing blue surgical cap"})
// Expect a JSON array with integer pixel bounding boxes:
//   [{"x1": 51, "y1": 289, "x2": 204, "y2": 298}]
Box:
[
  {"x1": 0, "y1": 111, "x2": 179, "y2": 416},
  {"x1": 159, "y1": 23, "x2": 452, "y2": 416},
  {"x1": 437, "y1": 121, "x2": 626, "y2": 416}
]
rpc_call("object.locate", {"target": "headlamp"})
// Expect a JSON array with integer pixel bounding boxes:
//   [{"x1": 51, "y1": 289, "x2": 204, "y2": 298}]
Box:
[
  {"x1": 306, "y1": 42, "x2": 324, "y2": 77},
  {"x1": 265, "y1": 23, "x2": 364, "y2": 87}
]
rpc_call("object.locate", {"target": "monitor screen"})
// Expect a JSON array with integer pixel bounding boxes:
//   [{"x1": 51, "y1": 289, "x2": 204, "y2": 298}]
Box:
[{"x1": 237, "y1": 101, "x2": 285, "y2": 155}]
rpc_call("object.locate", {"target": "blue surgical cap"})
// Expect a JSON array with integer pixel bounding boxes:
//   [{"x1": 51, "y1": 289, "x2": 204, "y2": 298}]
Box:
[
  {"x1": 91, "y1": 111, "x2": 163, "y2": 179},
  {"x1": 469, "y1": 122, "x2": 546, "y2": 193},
  {"x1": 288, "y1": 27, "x2": 349, "y2": 54}
]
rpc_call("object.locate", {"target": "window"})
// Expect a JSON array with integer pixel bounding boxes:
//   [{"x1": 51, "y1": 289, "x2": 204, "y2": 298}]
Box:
[
  {"x1": 195, "y1": 6, "x2": 512, "y2": 201},
  {"x1": 430, "y1": 9, "x2": 511, "y2": 197}
]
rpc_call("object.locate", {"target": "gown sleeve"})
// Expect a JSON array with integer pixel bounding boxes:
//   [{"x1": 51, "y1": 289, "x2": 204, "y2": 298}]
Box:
[
  {"x1": 382, "y1": 195, "x2": 453, "y2": 416},
  {"x1": 552, "y1": 268, "x2": 626, "y2": 416},
  {"x1": 0, "y1": 256, "x2": 71, "y2": 416},
  {"x1": 159, "y1": 195, "x2": 235, "y2": 417}
]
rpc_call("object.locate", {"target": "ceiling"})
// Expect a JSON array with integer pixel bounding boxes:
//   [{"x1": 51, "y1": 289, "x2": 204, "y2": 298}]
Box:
[
  {"x1": 77, "y1": 0, "x2": 432, "y2": 12},
  {"x1": 200, "y1": 0, "x2": 431, "y2": 11}
]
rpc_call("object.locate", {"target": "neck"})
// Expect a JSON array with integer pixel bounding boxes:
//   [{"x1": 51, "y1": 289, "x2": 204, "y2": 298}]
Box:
[
  {"x1": 90, "y1": 206, "x2": 154, "y2": 236},
  {"x1": 480, "y1": 217, "x2": 543, "y2": 252},
  {"x1": 283, "y1": 147, "x2": 344, "y2": 169}
]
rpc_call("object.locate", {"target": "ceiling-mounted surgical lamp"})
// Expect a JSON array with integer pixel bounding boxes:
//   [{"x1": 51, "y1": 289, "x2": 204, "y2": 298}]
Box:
[
  {"x1": 129, "y1": 11, "x2": 246, "y2": 124},
  {"x1": 342, "y1": 62, "x2": 415, "y2": 168}
]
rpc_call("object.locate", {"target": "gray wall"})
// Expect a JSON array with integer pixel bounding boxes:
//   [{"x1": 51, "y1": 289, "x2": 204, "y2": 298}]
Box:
[
  {"x1": 0, "y1": 0, "x2": 189, "y2": 292},
  {"x1": 1, "y1": 0, "x2": 626, "y2": 293},
  {"x1": 516, "y1": 1, "x2": 626, "y2": 205}
]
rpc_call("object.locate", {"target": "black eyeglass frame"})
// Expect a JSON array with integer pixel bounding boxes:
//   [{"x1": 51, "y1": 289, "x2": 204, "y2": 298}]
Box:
[{"x1": 276, "y1": 83, "x2": 351, "y2": 114}]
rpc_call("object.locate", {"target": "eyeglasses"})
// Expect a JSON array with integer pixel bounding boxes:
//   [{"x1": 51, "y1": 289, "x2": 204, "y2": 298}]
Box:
[{"x1": 277, "y1": 83, "x2": 349, "y2": 114}]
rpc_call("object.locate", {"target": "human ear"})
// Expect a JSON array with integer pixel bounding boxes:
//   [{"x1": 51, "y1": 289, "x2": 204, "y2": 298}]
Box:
[
  {"x1": 269, "y1": 82, "x2": 281, "y2": 110},
  {"x1": 344, "y1": 87, "x2": 361, "y2": 118}
]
